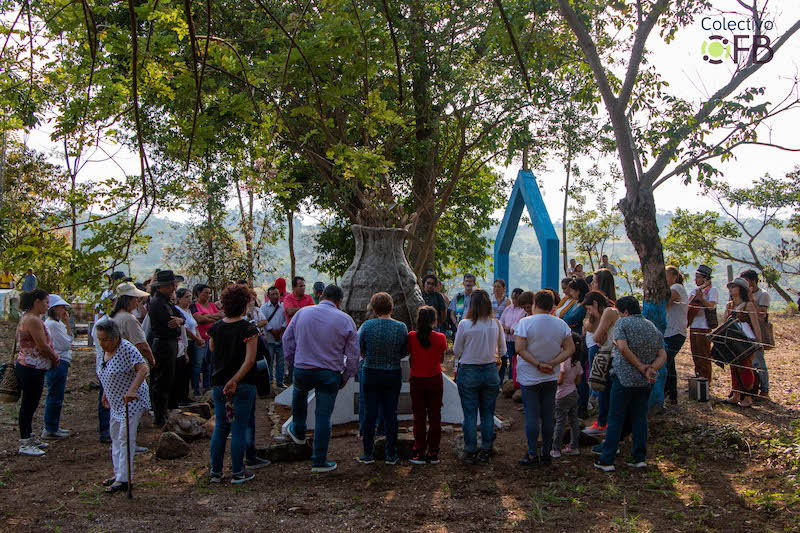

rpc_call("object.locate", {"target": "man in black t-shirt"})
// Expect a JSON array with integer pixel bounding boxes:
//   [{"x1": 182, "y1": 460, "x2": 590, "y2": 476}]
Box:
[{"x1": 421, "y1": 274, "x2": 447, "y2": 330}]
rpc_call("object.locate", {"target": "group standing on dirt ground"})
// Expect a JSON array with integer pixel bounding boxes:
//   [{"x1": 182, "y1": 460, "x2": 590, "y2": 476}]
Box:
[{"x1": 4, "y1": 258, "x2": 773, "y2": 488}]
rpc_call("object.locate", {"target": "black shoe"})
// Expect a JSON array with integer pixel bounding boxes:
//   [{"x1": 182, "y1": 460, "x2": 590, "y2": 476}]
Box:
[
  {"x1": 518, "y1": 454, "x2": 541, "y2": 467},
  {"x1": 102, "y1": 476, "x2": 116, "y2": 487},
  {"x1": 460, "y1": 451, "x2": 479, "y2": 465},
  {"x1": 477, "y1": 449, "x2": 492, "y2": 464},
  {"x1": 105, "y1": 482, "x2": 128, "y2": 494}
]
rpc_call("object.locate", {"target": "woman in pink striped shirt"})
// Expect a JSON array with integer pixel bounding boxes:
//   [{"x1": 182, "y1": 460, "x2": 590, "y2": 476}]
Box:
[{"x1": 499, "y1": 288, "x2": 525, "y2": 383}]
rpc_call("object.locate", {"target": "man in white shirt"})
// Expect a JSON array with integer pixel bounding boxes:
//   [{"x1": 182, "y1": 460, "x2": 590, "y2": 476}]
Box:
[
  {"x1": 260, "y1": 286, "x2": 288, "y2": 388},
  {"x1": 688, "y1": 264, "x2": 718, "y2": 382},
  {"x1": 741, "y1": 269, "x2": 770, "y2": 399}
]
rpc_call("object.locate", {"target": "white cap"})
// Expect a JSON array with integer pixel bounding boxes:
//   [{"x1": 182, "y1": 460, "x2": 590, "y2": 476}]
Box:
[{"x1": 48, "y1": 295, "x2": 71, "y2": 309}]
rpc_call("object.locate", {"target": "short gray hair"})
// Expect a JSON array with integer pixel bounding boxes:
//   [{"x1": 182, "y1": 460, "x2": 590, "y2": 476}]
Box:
[{"x1": 95, "y1": 319, "x2": 121, "y2": 340}]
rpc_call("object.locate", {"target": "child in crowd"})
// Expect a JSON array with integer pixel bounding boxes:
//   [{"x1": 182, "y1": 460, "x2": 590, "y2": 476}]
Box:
[
  {"x1": 551, "y1": 333, "x2": 583, "y2": 458},
  {"x1": 407, "y1": 306, "x2": 447, "y2": 465}
]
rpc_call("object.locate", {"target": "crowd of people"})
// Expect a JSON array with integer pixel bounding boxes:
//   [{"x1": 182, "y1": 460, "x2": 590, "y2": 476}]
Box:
[{"x1": 7, "y1": 260, "x2": 774, "y2": 487}]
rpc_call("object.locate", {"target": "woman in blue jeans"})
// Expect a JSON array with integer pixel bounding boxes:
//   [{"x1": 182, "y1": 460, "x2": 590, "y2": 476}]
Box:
[
  {"x1": 513, "y1": 290, "x2": 575, "y2": 466},
  {"x1": 453, "y1": 290, "x2": 505, "y2": 464},
  {"x1": 358, "y1": 292, "x2": 408, "y2": 465},
  {"x1": 207, "y1": 284, "x2": 268, "y2": 484}
]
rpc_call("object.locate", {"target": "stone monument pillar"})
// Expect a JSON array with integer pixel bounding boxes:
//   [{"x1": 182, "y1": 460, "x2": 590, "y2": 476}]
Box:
[{"x1": 340, "y1": 225, "x2": 424, "y2": 329}]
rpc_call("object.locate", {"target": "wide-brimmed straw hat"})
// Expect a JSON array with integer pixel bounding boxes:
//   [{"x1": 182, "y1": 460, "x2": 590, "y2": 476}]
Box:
[
  {"x1": 150, "y1": 270, "x2": 185, "y2": 287},
  {"x1": 116, "y1": 281, "x2": 149, "y2": 298}
]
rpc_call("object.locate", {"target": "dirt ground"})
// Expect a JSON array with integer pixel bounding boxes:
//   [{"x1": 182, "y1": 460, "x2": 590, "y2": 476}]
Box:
[{"x1": 0, "y1": 316, "x2": 798, "y2": 533}]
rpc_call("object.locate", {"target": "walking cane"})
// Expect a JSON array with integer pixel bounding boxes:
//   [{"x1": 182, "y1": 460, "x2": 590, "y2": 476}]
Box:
[{"x1": 125, "y1": 402, "x2": 133, "y2": 499}]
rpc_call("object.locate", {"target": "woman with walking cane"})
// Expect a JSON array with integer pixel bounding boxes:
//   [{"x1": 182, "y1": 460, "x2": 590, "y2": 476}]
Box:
[{"x1": 95, "y1": 320, "x2": 150, "y2": 494}]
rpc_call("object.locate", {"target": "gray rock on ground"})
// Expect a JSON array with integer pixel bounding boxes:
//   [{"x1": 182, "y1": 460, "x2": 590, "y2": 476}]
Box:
[
  {"x1": 203, "y1": 416, "x2": 215, "y2": 438},
  {"x1": 164, "y1": 412, "x2": 207, "y2": 442},
  {"x1": 256, "y1": 440, "x2": 313, "y2": 462},
  {"x1": 156, "y1": 431, "x2": 190, "y2": 459},
  {"x1": 181, "y1": 402, "x2": 212, "y2": 420},
  {"x1": 512, "y1": 389, "x2": 523, "y2": 403}
]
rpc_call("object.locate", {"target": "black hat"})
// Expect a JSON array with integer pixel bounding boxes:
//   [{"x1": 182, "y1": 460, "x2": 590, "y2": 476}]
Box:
[
  {"x1": 150, "y1": 270, "x2": 185, "y2": 287},
  {"x1": 696, "y1": 264, "x2": 713, "y2": 279},
  {"x1": 111, "y1": 271, "x2": 126, "y2": 280}
]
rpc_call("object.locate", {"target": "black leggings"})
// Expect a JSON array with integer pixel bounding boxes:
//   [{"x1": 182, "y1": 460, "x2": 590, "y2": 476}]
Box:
[{"x1": 15, "y1": 363, "x2": 46, "y2": 439}]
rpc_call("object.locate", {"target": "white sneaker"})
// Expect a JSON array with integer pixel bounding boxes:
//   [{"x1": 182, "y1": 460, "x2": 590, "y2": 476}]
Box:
[
  {"x1": 30, "y1": 436, "x2": 49, "y2": 449},
  {"x1": 41, "y1": 428, "x2": 71, "y2": 440},
  {"x1": 19, "y1": 439, "x2": 46, "y2": 456}
]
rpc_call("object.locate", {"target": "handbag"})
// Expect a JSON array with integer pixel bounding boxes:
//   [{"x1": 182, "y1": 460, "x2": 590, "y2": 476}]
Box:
[
  {"x1": 0, "y1": 332, "x2": 20, "y2": 403},
  {"x1": 588, "y1": 348, "x2": 611, "y2": 392},
  {"x1": 703, "y1": 307, "x2": 719, "y2": 330}
]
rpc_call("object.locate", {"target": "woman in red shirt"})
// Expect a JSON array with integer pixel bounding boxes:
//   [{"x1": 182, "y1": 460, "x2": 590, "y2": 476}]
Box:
[{"x1": 407, "y1": 306, "x2": 447, "y2": 465}]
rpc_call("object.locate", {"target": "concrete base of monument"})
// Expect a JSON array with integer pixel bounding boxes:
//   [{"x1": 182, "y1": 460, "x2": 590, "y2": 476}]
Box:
[{"x1": 275, "y1": 372, "x2": 503, "y2": 435}]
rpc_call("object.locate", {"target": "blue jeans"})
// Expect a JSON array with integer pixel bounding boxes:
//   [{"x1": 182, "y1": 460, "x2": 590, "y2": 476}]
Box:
[
  {"x1": 600, "y1": 377, "x2": 650, "y2": 465},
  {"x1": 358, "y1": 361, "x2": 384, "y2": 437},
  {"x1": 191, "y1": 341, "x2": 212, "y2": 394},
  {"x1": 362, "y1": 368, "x2": 402, "y2": 457},
  {"x1": 210, "y1": 383, "x2": 257, "y2": 476},
  {"x1": 521, "y1": 380, "x2": 558, "y2": 458},
  {"x1": 98, "y1": 387, "x2": 110, "y2": 439},
  {"x1": 751, "y1": 350, "x2": 768, "y2": 394},
  {"x1": 456, "y1": 363, "x2": 499, "y2": 454},
  {"x1": 267, "y1": 343, "x2": 285, "y2": 387},
  {"x1": 664, "y1": 334, "x2": 686, "y2": 402},
  {"x1": 648, "y1": 365, "x2": 668, "y2": 411},
  {"x1": 44, "y1": 360, "x2": 70, "y2": 432},
  {"x1": 291, "y1": 368, "x2": 342, "y2": 466}
]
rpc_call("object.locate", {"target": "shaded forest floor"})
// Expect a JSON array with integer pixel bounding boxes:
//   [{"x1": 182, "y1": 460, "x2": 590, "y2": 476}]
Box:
[{"x1": 0, "y1": 317, "x2": 798, "y2": 532}]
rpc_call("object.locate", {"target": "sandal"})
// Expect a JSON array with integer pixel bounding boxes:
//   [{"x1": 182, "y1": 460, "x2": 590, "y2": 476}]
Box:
[
  {"x1": 105, "y1": 482, "x2": 129, "y2": 494},
  {"x1": 102, "y1": 476, "x2": 117, "y2": 487},
  {"x1": 739, "y1": 396, "x2": 753, "y2": 408}
]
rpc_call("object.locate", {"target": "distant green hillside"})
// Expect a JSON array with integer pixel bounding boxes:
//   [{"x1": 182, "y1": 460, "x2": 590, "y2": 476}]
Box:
[{"x1": 118, "y1": 210, "x2": 795, "y2": 305}]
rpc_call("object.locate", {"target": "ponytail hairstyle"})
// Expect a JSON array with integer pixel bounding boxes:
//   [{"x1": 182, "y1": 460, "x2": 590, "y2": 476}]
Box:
[
  {"x1": 416, "y1": 305, "x2": 437, "y2": 349},
  {"x1": 665, "y1": 265, "x2": 684, "y2": 285}
]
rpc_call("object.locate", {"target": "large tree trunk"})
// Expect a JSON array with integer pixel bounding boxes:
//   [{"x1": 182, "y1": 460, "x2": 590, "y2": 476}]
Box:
[
  {"x1": 405, "y1": 0, "x2": 438, "y2": 279},
  {"x1": 618, "y1": 188, "x2": 669, "y2": 302},
  {"x1": 561, "y1": 156, "x2": 571, "y2": 276},
  {"x1": 287, "y1": 209, "x2": 296, "y2": 280}
]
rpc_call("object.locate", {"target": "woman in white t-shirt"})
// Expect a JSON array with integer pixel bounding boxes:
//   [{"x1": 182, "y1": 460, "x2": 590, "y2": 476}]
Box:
[
  {"x1": 453, "y1": 290, "x2": 504, "y2": 465},
  {"x1": 513, "y1": 290, "x2": 575, "y2": 467},
  {"x1": 664, "y1": 266, "x2": 689, "y2": 404}
]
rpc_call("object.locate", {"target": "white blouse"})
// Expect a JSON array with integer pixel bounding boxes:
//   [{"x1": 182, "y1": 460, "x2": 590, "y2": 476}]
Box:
[{"x1": 453, "y1": 318, "x2": 504, "y2": 366}]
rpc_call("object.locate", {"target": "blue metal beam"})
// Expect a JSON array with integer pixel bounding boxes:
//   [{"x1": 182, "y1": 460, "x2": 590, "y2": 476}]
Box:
[{"x1": 493, "y1": 170, "x2": 560, "y2": 290}]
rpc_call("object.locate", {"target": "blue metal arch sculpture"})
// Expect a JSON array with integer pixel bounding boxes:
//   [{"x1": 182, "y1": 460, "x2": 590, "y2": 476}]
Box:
[{"x1": 493, "y1": 170, "x2": 560, "y2": 291}]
